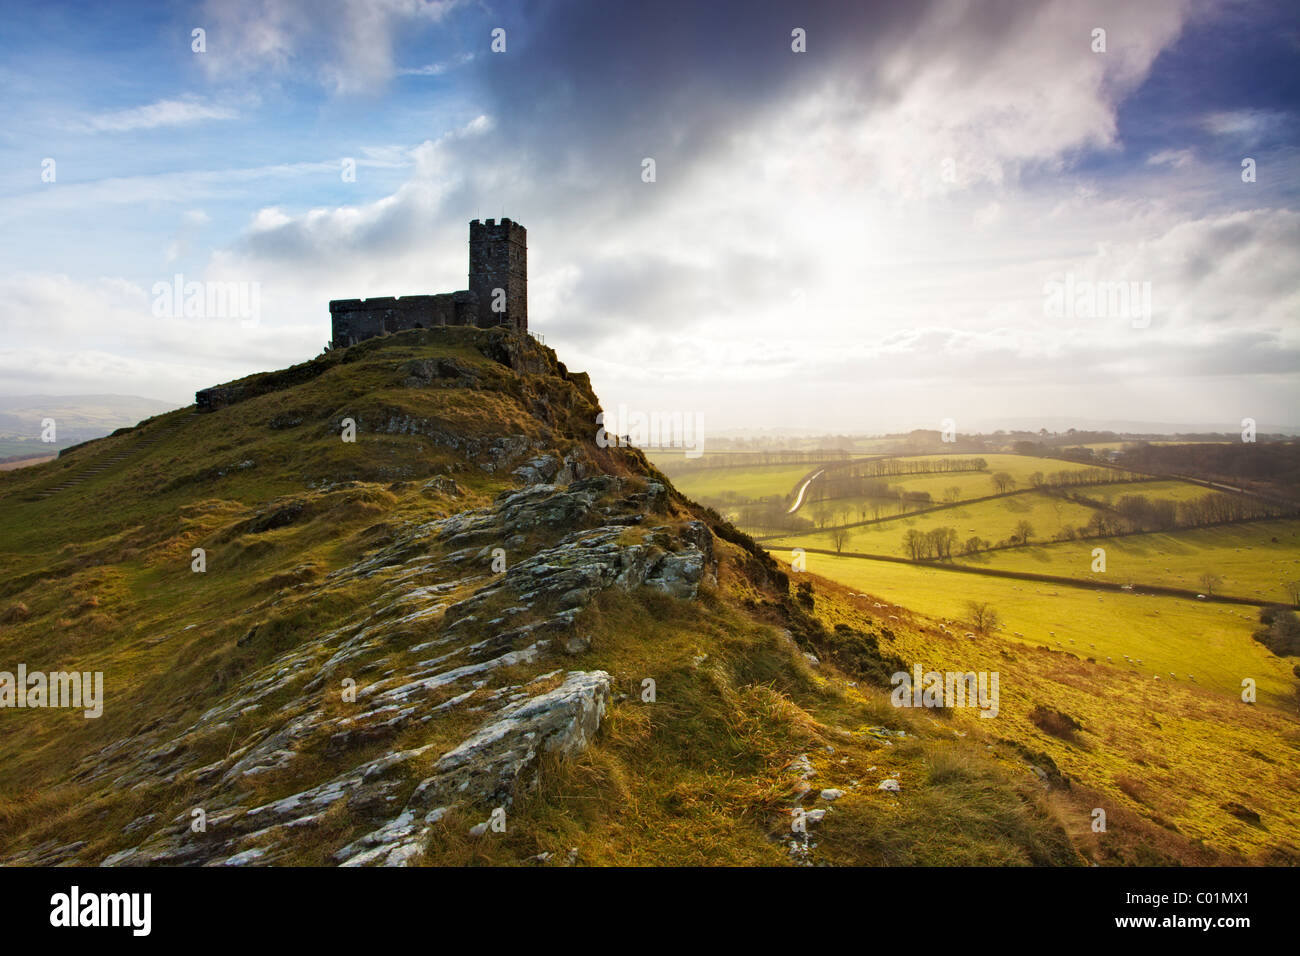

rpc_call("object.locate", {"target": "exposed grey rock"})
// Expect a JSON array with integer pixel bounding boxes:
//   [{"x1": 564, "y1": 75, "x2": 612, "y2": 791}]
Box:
[
  {"x1": 44, "y1": 467, "x2": 711, "y2": 869},
  {"x1": 336, "y1": 670, "x2": 611, "y2": 866}
]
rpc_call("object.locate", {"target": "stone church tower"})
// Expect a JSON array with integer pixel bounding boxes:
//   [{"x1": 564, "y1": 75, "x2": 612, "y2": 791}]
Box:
[
  {"x1": 328, "y1": 219, "x2": 528, "y2": 348},
  {"x1": 470, "y1": 218, "x2": 527, "y2": 332}
]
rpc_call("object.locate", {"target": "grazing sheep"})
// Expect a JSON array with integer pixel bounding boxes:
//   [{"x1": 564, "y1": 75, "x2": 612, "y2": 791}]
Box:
[{"x1": 965, "y1": 632, "x2": 975, "y2": 639}]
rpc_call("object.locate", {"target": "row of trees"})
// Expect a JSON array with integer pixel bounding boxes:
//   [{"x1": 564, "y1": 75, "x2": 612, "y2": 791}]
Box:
[
  {"x1": 732, "y1": 495, "x2": 815, "y2": 533},
  {"x1": 661, "y1": 449, "x2": 851, "y2": 477},
  {"x1": 1051, "y1": 491, "x2": 1283, "y2": 540},
  {"x1": 1176, "y1": 491, "x2": 1281, "y2": 526},
  {"x1": 991, "y1": 466, "x2": 1126, "y2": 494},
  {"x1": 805, "y1": 457, "x2": 988, "y2": 504},
  {"x1": 1028, "y1": 466, "x2": 1125, "y2": 488},
  {"x1": 807, "y1": 489, "x2": 934, "y2": 523},
  {"x1": 902, "y1": 521, "x2": 1034, "y2": 559},
  {"x1": 839, "y1": 456, "x2": 987, "y2": 477},
  {"x1": 1119, "y1": 440, "x2": 1300, "y2": 489},
  {"x1": 902, "y1": 527, "x2": 960, "y2": 560}
]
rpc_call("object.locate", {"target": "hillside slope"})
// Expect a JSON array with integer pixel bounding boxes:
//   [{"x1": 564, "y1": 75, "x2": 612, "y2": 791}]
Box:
[{"x1": 2, "y1": 328, "x2": 1090, "y2": 866}]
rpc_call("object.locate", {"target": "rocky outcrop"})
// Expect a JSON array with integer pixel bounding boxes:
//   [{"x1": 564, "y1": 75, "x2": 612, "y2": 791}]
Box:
[
  {"x1": 36, "y1": 473, "x2": 714, "y2": 868},
  {"x1": 335, "y1": 670, "x2": 611, "y2": 866}
]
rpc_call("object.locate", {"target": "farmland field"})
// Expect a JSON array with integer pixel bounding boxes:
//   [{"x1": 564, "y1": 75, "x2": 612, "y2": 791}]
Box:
[
  {"x1": 954, "y1": 519, "x2": 1300, "y2": 601},
  {"x1": 770, "y1": 490, "x2": 1105, "y2": 554},
  {"x1": 799, "y1": 559, "x2": 1300, "y2": 858},
  {"x1": 1082, "y1": 479, "x2": 1217, "y2": 504},
  {"x1": 660, "y1": 462, "x2": 818, "y2": 504},
  {"x1": 871, "y1": 453, "x2": 1121, "y2": 487},
  {"x1": 770, "y1": 548, "x2": 1295, "y2": 706}
]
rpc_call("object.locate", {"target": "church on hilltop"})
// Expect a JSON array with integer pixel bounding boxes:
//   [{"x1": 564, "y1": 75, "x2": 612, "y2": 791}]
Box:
[{"x1": 329, "y1": 218, "x2": 527, "y2": 348}]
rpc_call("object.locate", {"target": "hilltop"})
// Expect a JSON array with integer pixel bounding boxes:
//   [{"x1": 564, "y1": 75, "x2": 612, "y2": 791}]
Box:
[{"x1": 0, "y1": 327, "x2": 1229, "y2": 866}]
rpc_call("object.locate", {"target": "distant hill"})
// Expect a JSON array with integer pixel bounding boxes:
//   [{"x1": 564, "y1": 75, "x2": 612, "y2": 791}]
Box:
[{"x1": 0, "y1": 394, "x2": 179, "y2": 460}]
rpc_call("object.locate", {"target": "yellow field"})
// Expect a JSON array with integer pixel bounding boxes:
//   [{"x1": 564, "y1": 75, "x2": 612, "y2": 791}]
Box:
[
  {"x1": 771, "y1": 491, "x2": 1103, "y2": 554},
  {"x1": 799, "y1": 562, "x2": 1300, "y2": 859},
  {"x1": 877, "y1": 453, "x2": 1119, "y2": 486},
  {"x1": 955, "y1": 519, "x2": 1300, "y2": 602},
  {"x1": 1083, "y1": 479, "x2": 1216, "y2": 504},
  {"x1": 665, "y1": 463, "x2": 817, "y2": 503},
  {"x1": 769, "y1": 549, "x2": 1295, "y2": 706}
]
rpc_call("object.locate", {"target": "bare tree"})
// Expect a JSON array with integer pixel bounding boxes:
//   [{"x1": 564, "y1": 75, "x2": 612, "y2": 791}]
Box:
[
  {"x1": 965, "y1": 600, "x2": 1001, "y2": 635},
  {"x1": 1286, "y1": 579, "x2": 1300, "y2": 607},
  {"x1": 991, "y1": 472, "x2": 1016, "y2": 494},
  {"x1": 1013, "y1": 519, "x2": 1035, "y2": 545},
  {"x1": 831, "y1": 525, "x2": 854, "y2": 554},
  {"x1": 902, "y1": 529, "x2": 923, "y2": 560},
  {"x1": 1198, "y1": 571, "x2": 1223, "y2": 596}
]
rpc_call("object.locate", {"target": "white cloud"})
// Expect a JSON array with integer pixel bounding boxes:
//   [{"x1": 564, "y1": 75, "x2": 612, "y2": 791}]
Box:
[
  {"x1": 1200, "y1": 109, "x2": 1288, "y2": 142},
  {"x1": 72, "y1": 98, "x2": 238, "y2": 133},
  {"x1": 196, "y1": 0, "x2": 462, "y2": 93},
  {"x1": 1147, "y1": 148, "x2": 1196, "y2": 169}
]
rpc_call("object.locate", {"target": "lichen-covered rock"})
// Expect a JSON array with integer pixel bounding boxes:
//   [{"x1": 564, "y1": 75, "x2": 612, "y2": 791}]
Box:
[
  {"x1": 67, "y1": 467, "x2": 711, "y2": 868},
  {"x1": 335, "y1": 670, "x2": 612, "y2": 866}
]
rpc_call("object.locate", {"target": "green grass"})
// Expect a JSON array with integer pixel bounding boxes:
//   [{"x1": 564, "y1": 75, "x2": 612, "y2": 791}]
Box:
[
  {"x1": 954, "y1": 519, "x2": 1300, "y2": 601},
  {"x1": 0, "y1": 328, "x2": 1092, "y2": 868},
  {"x1": 771, "y1": 490, "x2": 1103, "y2": 554},
  {"x1": 773, "y1": 556, "x2": 1300, "y2": 860},
  {"x1": 872, "y1": 453, "x2": 1119, "y2": 488},
  {"x1": 1082, "y1": 479, "x2": 1218, "y2": 504},
  {"x1": 769, "y1": 549, "x2": 1295, "y2": 706},
  {"x1": 667, "y1": 463, "x2": 817, "y2": 503}
]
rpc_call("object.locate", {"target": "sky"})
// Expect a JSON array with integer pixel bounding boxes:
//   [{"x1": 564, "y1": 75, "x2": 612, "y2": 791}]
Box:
[{"x1": 1, "y1": 0, "x2": 1297, "y2": 435}]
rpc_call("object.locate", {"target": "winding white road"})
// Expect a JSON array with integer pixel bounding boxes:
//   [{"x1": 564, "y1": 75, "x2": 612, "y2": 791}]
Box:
[{"x1": 787, "y1": 469, "x2": 825, "y2": 514}]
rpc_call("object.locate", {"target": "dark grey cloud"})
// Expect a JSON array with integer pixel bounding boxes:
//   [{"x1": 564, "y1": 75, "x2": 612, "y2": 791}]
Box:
[{"x1": 445, "y1": 0, "x2": 932, "y2": 207}]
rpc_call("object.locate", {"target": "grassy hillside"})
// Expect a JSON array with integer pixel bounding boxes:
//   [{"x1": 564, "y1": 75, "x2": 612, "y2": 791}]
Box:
[
  {"x1": 0, "y1": 328, "x2": 1083, "y2": 868},
  {"x1": 783, "y1": 563, "x2": 1300, "y2": 862}
]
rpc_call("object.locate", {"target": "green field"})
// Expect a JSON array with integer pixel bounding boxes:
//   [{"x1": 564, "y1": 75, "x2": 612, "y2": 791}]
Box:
[
  {"x1": 770, "y1": 549, "x2": 1295, "y2": 706},
  {"x1": 875, "y1": 453, "x2": 1120, "y2": 487},
  {"x1": 804, "y1": 470, "x2": 1002, "y2": 515},
  {"x1": 1082, "y1": 479, "x2": 1216, "y2": 504},
  {"x1": 771, "y1": 490, "x2": 1105, "y2": 554},
  {"x1": 665, "y1": 462, "x2": 818, "y2": 504},
  {"x1": 953, "y1": 519, "x2": 1300, "y2": 601},
  {"x1": 795, "y1": 453, "x2": 1126, "y2": 515}
]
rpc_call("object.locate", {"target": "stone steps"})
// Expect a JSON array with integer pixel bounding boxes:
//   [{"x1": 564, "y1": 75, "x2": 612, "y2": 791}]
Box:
[{"x1": 36, "y1": 412, "x2": 198, "y2": 499}]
